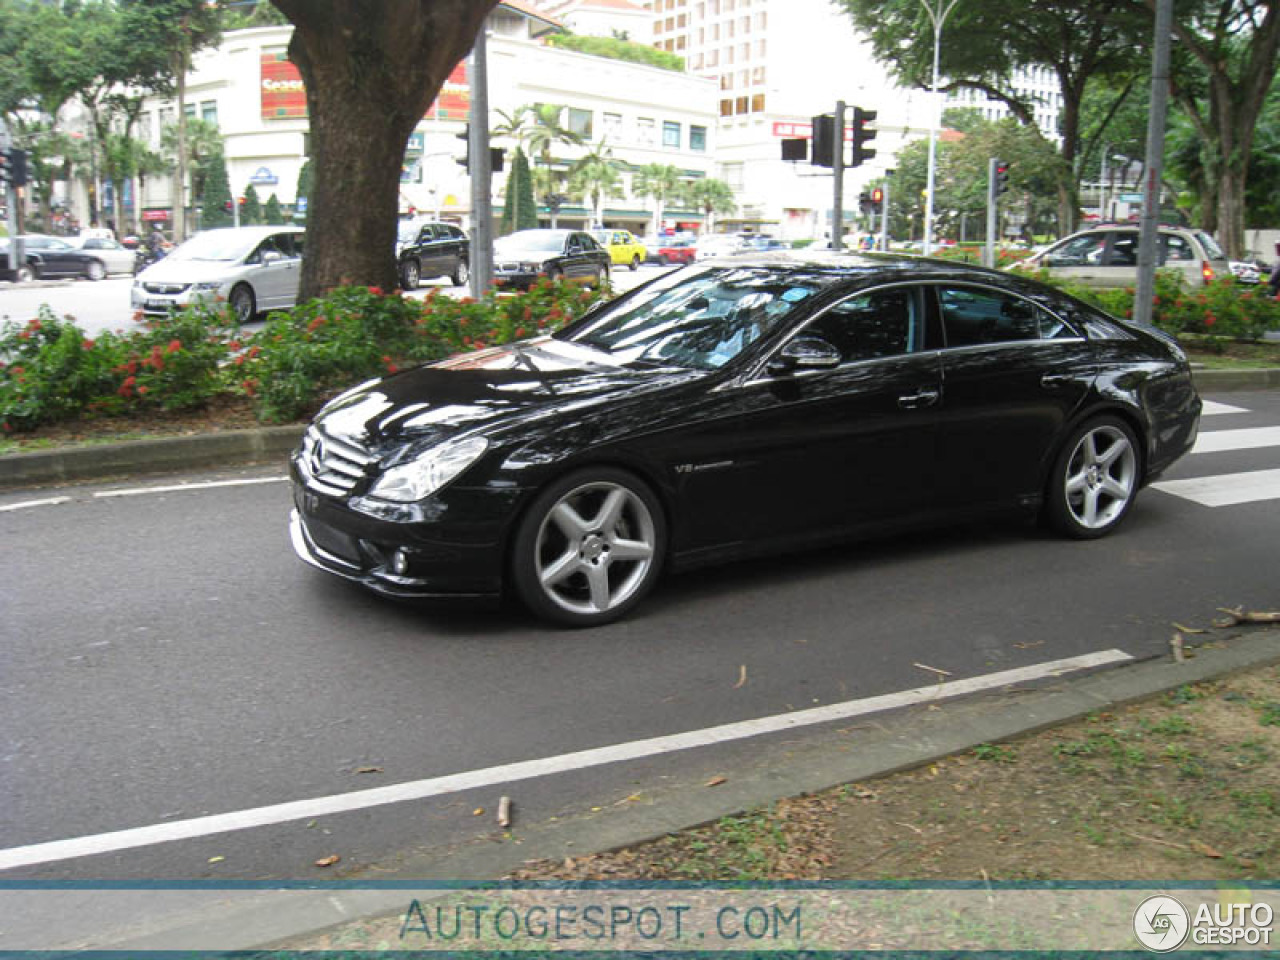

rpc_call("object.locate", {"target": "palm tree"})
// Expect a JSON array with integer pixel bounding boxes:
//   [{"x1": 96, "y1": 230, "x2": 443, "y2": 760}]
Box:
[
  {"x1": 568, "y1": 140, "x2": 624, "y2": 227},
  {"x1": 493, "y1": 104, "x2": 583, "y2": 227},
  {"x1": 633, "y1": 163, "x2": 685, "y2": 236},
  {"x1": 684, "y1": 178, "x2": 737, "y2": 234}
]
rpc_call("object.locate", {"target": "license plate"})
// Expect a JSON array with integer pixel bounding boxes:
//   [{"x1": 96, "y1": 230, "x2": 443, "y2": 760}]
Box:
[{"x1": 144, "y1": 299, "x2": 170, "y2": 310}]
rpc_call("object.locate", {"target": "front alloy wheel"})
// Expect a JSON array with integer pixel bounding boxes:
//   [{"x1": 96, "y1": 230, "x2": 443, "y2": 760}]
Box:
[
  {"x1": 401, "y1": 260, "x2": 420, "y2": 290},
  {"x1": 513, "y1": 469, "x2": 665, "y2": 627},
  {"x1": 86, "y1": 260, "x2": 106, "y2": 281},
  {"x1": 229, "y1": 284, "x2": 256, "y2": 324},
  {"x1": 452, "y1": 259, "x2": 469, "y2": 287},
  {"x1": 1047, "y1": 416, "x2": 1141, "y2": 539}
]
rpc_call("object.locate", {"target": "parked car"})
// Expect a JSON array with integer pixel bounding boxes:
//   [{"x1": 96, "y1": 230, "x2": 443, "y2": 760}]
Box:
[
  {"x1": 492, "y1": 229, "x2": 610, "y2": 290},
  {"x1": 592, "y1": 229, "x2": 646, "y2": 271},
  {"x1": 1, "y1": 234, "x2": 116, "y2": 281},
  {"x1": 695, "y1": 234, "x2": 748, "y2": 259},
  {"x1": 131, "y1": 225, "x2": 305, "y2": 323},
  {"x1": 1013, "y1": 224, "x2": 1229, "y2": 288},
  {"x1": 645, "y1": 237, "x2": 698, "y2": 266},
  {"x1": 65, "y1": 234, "x2": 138, "y2": 276},
  {"x1": 396, "y1": 220, "x2": 468, "y2": 289},
  {"x1": 289, "y1": 251, "x2": 1201, "y2": 627}
]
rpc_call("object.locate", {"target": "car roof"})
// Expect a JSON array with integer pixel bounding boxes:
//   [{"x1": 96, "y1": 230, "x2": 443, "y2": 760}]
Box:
[{"x1": 198, "y1": 225, "x2": 303, "y2": 237}]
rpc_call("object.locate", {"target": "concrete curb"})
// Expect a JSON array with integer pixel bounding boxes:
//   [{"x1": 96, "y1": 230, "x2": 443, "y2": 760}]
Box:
[
  {"x1": 0, "y1": 425, "x2": 303, "y2": 489},
  {"x1": 1, "y1": 369, "x2": 1277, "y2": 491},
  {"x1": 56, "y1": 627, "x2": 1280, "y2": 951}
]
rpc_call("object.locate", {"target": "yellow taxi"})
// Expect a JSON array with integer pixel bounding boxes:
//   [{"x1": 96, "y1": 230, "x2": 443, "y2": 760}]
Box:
[{"x1": 592, "y1": 229, "x2": 647, "y2": 271}]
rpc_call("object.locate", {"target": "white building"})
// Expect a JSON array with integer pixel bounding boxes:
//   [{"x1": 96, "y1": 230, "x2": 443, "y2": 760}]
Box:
[{"x1": 119, "y1": 4, "x2": 716, "y2": 239}]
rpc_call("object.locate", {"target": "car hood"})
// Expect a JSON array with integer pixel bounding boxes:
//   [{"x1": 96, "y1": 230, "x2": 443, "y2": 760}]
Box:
[
  {"x1": 312, "y1": 337, "x2": 703, "y2": 456},
  {"x1": 137, "y1": 258, "x2": 242, "y2": 284}
]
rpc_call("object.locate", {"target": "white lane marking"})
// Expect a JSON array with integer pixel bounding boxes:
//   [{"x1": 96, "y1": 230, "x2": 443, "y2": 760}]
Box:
[
  {"x1": 1200, "y1": 400, "x2": 1248, "y2": 416},
  {"x1": 93, "y1": 476, "x2": 287, "y2": 499},
  {"x1": 0, "y1": 649, "x2": 1131, "y2": 872},
  {"x1": 1192, "y1": 426, "x2": 1280, "y2": 454},
  {"x1": 0, "y1": 496, "x2": 73, "y2": 513},
  {"x1": 1152, "y1": 469, "x2": 1280, "y2": 507}
]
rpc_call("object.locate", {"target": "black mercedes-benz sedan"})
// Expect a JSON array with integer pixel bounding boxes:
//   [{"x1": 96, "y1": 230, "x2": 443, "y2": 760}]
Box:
[{"x1": 290, "y1": 251, "x2": 1200, "y2": 627}]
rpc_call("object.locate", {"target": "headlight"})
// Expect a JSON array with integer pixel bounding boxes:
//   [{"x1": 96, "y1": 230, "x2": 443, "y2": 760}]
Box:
[{"x1": 368, "y1": 436, "x2": 489, "y2": 503}]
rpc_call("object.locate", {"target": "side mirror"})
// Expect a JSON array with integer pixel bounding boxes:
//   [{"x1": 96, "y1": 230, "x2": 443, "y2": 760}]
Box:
[
  {"x1": 767, "y1": 336, "x2": 842, "y2": 377},
  {"x1": 260, "y1": 250, "x2": 283, "y2": 264}
]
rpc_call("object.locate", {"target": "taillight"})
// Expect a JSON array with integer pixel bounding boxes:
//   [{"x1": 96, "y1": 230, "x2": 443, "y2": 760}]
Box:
[{"x1": 1202, "y1": 260, "x2": 1215, "y2": 283}]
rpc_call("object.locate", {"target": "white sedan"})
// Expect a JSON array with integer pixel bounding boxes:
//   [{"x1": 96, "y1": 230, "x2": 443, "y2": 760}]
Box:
[{"x1": 66, "y1": 235, "x2": 138, "y2": 276}]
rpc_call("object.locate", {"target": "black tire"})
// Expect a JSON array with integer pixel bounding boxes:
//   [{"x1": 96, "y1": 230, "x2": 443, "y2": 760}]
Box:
[
  {"x1": 630, "y1": 254, "x2": 640, "y2": 271},
  {"x1": 452, "y1": 259, "x2": 469, "y2": 287},
  {"x1": 547, "y1": 267, "x2": 563, "y2": 284},
  {"x1": 14, "y1": 264, "x2": 35, "y2": 283},
  {"x1": 1045, "y1": 415, "x2": 1142, "y2": 539},
  {"x1": 594, "y1": 264, "x2": 609, "y2": 289},
  {"x1": 401, "y1": 259, "x2": 420, "y2": 291},
  {"x1": 85, "y1": 260, "x2": 106, "y2": 281},
  {"x1": 229, "y1": 284, "x2": 257, "y2": 324},
  {"x1": 511, "y1": 467, "x2": 666, "y2": 627},
  {"x1": 657, "y1": 254, "x2": 669, "y2": 266}
]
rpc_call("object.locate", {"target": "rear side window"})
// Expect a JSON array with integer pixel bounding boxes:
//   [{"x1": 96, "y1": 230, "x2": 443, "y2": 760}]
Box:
[
  {"x1": 1105, "y1": 232, "x2": 1138, "y2": 266},
  {"x1": 1163, "y1": 234, "x2": 1195, "y2": 262},
  {"x1": 1195, "y1": 231, "x2": 1225, "y2": 260},
  {"x1": 1045, "y1": 232, "x2": 1106, "y2": 266},
  {"x1": 938, "y1": 285, "x2": 1074, "y2": 347}
]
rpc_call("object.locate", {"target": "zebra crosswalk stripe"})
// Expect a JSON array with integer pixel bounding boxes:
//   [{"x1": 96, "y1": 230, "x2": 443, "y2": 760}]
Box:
[
  {"x1": 1151, "y1": 469, "x2": 1280, "y2": 508},
  {"x1": 1191, "y1": 426, "x2": 1280, "y2": 455}
]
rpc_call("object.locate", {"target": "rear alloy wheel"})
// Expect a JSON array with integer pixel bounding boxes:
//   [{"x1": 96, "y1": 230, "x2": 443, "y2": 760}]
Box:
[
  {"x1": 85, "y1": 260, "x2": 106, "y2": 281},
  {"x1": 452, "y1": 259, "x2": 469, "y2": 287},
  {"x1": 14, "y1": 264, "x2": 35, "y2": 283},
  {"x1": 1046, "y1": 416, "x2": 1141, "y2": 539},
  {"x1": 630, "y1": 254, "x2": 640, "y2": 271},
  {"x1": 229, "y1": 284, "x2": 256, "y2": 324},
  {"x1": 512, "y1": 468, "x2": 666, "y2": 627},
  {"x1": 594, "y1": 264, "x2": 609, "y2": 289},
  {"x1": 401, "y1": 260, "x2": 420, "y2": 290}
]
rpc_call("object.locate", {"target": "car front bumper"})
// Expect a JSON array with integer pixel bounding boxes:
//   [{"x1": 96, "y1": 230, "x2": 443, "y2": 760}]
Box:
[
  {"x1": 131, "y1": 284, "x2": 224, "y2": 315},
  {"x1": 288, "y1": 466, "x2": 518, "y2": 599}
]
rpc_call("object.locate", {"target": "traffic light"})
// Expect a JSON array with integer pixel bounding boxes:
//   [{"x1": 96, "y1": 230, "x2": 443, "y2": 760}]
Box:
[
  {"x1": 455, "y1": 124, "x2": 470, "y2": 169},
  {"x1": 223, "y1": 200, "x2": 233, "y2": 213},
  {"x1": 489, "y1": 147, "x2": 505, "y2": 174},
  {"x1": 810, "y1": 113, "x2": 835, "y2": 169},
  {"x1": 780, "y1": 138, "x2": 807, "y2": 162},
  {"x1": 872, "y1": 187, "x2": 884, "y2": 206},
  {"x1": 858, "y1": 191, "x2": 872, "y2": 214},
  {"x1": 995, "y1": 159, "x2": 1011, "y2": 196},
  {"x1": 1, "y1": 147, "x2": 28, "y2": 186},
  {"x1": 850, "y1": 107, "x2": 877, "y2": 167}
]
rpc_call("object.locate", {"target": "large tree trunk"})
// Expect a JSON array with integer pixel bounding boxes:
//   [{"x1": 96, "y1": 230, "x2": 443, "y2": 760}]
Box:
[{"x1": 275, "y1": 0, "x2": 499, "y2": 300}]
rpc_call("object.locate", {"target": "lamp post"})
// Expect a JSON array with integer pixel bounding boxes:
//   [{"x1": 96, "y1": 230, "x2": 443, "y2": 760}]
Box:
[{"x1": 919, "y1": 0, "x2": 961, "y2": 256}]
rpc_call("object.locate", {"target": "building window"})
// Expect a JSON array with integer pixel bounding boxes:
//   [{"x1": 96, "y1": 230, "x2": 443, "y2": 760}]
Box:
[
  {"x1": 752, "y1": 66, "x2": 766, "y2": 85},
  {"x1": 690, "y1": 125, "x2": 707, "y2": 151},
  {"x1": 719, "y1": 99, "x2": 733, "y2": 117},
  {"x1": 751, "y1": 93, "x2": 765, "y2": 112},
  {"x1": 707, "y1": 49, "x2": 718, "y2": 66},
  {"x1": 663, "y1": 120, "x2": 681, "y2": 148},
  {"x1": 183, "y1": 103, "x2": 196, "y2": 119},
  {"x1": 603, "y1": 112, "x2": 622, "y2": 137},
  {"x1": 756, "y1": 10, "x2": 767, "y2": 27},
  {"x1": 637, "y1": 117, "x2": 656, "y2": 145},
  {"x1": 756, "y1": 38, "x2": 766, "y2": 56},
  {"x1": 720, "y1": 74, "x2": 732, "y2": 90},
  {"x1": 568, "y1": 107, "x2": 593, "y2": 139},
  {"x1": 676, "y1": 34, "x2": 686, "y2": 50},
  {"x1": 201, "y1": 100, "x2": 218, "y2": 124},
  {"x1": 735, "y1": 96, "x2": 748, "y2": 114},
  {"x1": 654, "y1": 20, "x2": 664, "y2": 33},
  {"x1": 677, "y1": 13, "x2": 686, "y2": 26}
]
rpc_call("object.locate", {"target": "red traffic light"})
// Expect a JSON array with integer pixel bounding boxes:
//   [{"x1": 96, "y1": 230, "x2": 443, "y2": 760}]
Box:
[{"x1": 871, "y1": 187, "x2": 884, "y2": 204}]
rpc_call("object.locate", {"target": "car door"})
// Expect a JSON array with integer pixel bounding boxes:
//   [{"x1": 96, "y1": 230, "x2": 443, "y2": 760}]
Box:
[
  {"x1": 931, "y1": 282, "x2": 1095, "y2": 513},
  {"x1": 562, "y1": 232, "x2": 594, "y2": 281},
  {"x1": 725, "y1": 284, "x2": 943, "y2": 543},
  {"x1": 250, "y1": 233, "x2": 301, "y2": 309},
  {"x1": 416, "y1": 224, "x2": 446, "y2": 279},
  {"x1": 1040, "y1": 231, "x2": 1110, "y2": 286}
]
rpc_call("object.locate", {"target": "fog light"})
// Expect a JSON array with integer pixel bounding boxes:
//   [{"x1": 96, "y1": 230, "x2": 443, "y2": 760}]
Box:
[{"x1": 392, "y1": 550, "x2": 409, "y2": 575}]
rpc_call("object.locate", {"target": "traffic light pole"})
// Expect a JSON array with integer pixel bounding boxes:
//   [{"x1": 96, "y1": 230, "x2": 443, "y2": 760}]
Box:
[
  {"x1": 984, "y1": 157, "x2": 997, "y2": 268},
  {"x1": 0, "y1": 118, "x2": 21, "y2": 281},
  {"x1": 879, "y1": 179, "x2": 890, "y2": 251},
  {"x1": 831, "y1": 101, "x2": 845, "y2": 251},
  {"x1": 467, "y1": 23, "x2": 494, "y2": 297}
]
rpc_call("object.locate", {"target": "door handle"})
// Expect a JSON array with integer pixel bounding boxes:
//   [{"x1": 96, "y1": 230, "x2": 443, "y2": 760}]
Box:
[
  {"x1": 897, "y1": 387, "x2": 940, "y2": 409},
  {"x1": 1041, "y1": 373, "x2": 1073, "y2": 389}
]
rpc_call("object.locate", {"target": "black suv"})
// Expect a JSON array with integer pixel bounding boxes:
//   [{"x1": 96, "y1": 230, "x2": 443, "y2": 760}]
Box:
[{"x1": 396, "y1": 220, "x2": 469, "y2": 289}]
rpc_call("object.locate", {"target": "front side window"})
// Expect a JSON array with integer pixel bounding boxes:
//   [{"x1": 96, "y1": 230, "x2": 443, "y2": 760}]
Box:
[
  {"x1": 803, "y1": 287, "x2": 924, "y2": 363},
  {"x1": 1044, "y1": 232, "x2": 1106, "y2": 266},
  {"x1": 938, "y1": 285, "x2": 1071, "y2": 346},
  {"x1": 1163, "y1": 234, "x2": 1194, "y2": 262},
  {"x1": 1105, "y1": 232, "x2": 1138, "y2": 266}
]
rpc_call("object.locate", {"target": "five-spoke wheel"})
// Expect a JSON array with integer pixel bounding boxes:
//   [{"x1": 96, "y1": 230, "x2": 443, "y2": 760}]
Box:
[
  {"x1": 401, "y1": 260, "x2": 420, "y2": 290},
  {"x1": 1047, "y1": 416, "x2": 1141, "y2": 539},
  {"x1": 229, "y1": 284, "x2": 256, "y2": 324},
  {"x1": 512, "y1": 469, "x2": 665, "y2": 626}
]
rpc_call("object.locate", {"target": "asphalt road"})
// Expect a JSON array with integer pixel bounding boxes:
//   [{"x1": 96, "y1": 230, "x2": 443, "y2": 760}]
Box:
[
  {"x1": 0, "y1": 265, "x2": 667, "y2": 338},
  {"x1": 2, "y1": 391, "x2": 1278, "y2": 881}
]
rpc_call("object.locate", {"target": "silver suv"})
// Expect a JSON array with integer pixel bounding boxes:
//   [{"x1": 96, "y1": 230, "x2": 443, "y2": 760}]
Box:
[{"x1": 1014, "y1": 225, "x2": 1229, "y2": 288}]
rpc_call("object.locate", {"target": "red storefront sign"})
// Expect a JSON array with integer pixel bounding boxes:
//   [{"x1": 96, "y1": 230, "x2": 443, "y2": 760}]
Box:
[
  {"x1": 426, "y1": 62, "x2": 470, "y2": 119},
  {"x1": 261, "y1": 54, "x2": 307, "y2": 120},
  {"x1": 141, "y1": 209, "x2": 170, "y2": 222}
]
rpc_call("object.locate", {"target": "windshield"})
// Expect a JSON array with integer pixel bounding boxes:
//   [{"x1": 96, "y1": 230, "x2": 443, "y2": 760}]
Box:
[
  {"x1": 559, "y1": 266, "x2": 836, "y2": 370},
  {"x1": 496, "y1": 231, "x2": 568, "y2": 255},
  {"x1": 1195, "y1": 231, "x2": 1225, "y2": 260},
  {"x1": 168, "y1": 230, "x2": 262, "y2": 262}
]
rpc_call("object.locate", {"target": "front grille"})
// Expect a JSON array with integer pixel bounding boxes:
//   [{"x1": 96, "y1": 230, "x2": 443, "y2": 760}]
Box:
[
  {"x1": 299, "y1": 424, "x2": 376, "y2": 497},
  {"x1": 143, "y1": 282, "x2": 190, "y2": 294}
]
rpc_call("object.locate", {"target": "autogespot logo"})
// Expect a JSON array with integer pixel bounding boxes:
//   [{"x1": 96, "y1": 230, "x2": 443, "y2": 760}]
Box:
[{"x1": 1134, "y1": 895, "x2": 1191, "y2": 952}]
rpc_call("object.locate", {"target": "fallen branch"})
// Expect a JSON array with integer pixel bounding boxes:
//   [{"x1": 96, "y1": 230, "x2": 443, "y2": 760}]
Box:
[{"x1": 1214, "y1": 607, "x2": 1280, "y2": 627}]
